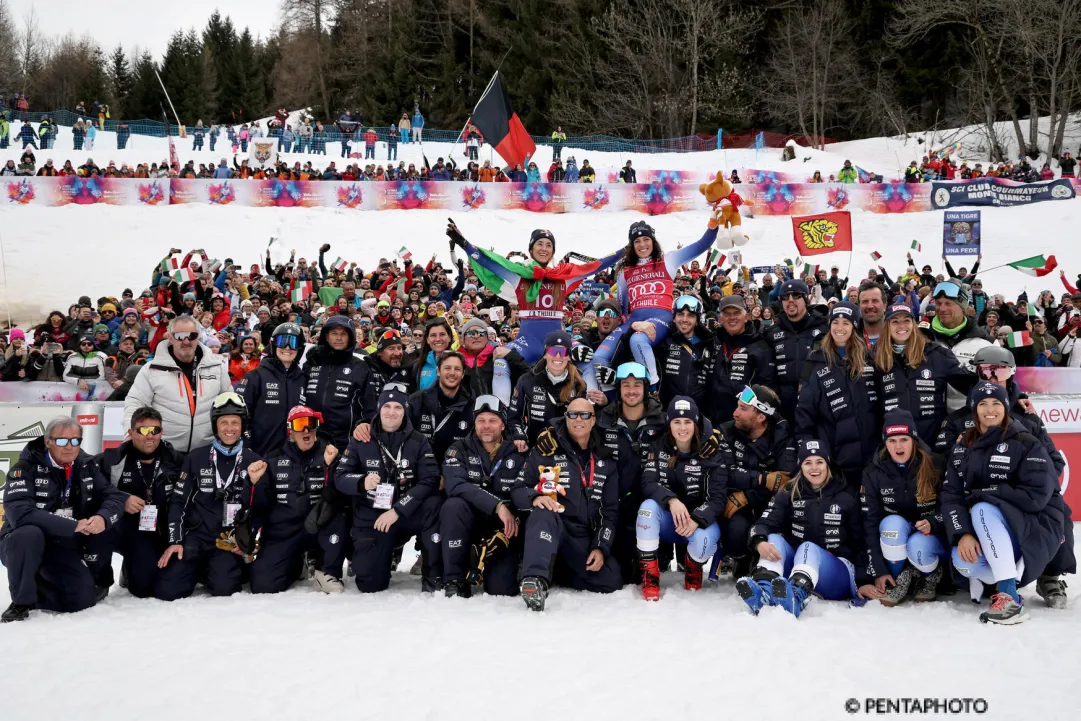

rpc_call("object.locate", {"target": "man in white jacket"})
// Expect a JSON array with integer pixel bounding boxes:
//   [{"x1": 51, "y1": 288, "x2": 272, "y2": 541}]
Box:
[
  {"x1": 123, "y1": 317, "x2": 232, "y2": 454},
  {"x1": 63, "y1": 334, "x2": 108, "y2": 390}
]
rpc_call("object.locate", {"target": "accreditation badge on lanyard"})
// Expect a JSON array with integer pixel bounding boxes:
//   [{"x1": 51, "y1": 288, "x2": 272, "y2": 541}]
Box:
[
  {"x1": 138, "y1": 460, "x2": 161, "y2": 532},
  {"x1": 211, "y1": 448, "x2": 244, "y2": 527},
  {"x1": 376, "y1": 442, "x2": 404, "y2": 510}
]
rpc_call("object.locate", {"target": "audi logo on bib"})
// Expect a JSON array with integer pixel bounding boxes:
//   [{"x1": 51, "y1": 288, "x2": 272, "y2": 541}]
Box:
[{"x1": 625, "y1": 261, "x2": 674, "y2": 311}]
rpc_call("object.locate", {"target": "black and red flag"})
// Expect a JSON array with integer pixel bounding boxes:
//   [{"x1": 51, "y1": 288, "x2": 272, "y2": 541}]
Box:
[{"x1": 470, "y1": 71, "x2": 536, "y2": 169}]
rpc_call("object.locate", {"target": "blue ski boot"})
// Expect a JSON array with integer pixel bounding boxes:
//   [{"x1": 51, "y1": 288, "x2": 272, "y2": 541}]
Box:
[
  {"x1": 735, "y1": 577, "x2": 775, "y2": 615},
  {"x1": 772, "y1": 572, "x2": 812, "y2": 618}
]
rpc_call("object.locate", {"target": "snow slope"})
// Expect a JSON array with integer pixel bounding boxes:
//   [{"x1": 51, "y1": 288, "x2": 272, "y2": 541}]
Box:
[{"x1": 1, "y1": 549, "x2": 1078, "y2": 721}]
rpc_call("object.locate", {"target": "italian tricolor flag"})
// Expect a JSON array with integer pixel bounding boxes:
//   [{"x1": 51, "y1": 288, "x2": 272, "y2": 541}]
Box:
[
  {"x1": 331, "y1": 257, "x2": 348, "y2": 272},
  {"x1": 291, "y1": 281, "x2": 312, "y2": 302},
  {"x1": 802, "y1": 262, "x2": 819, "y2": 276},
  {"x1": 397, "y1": 246, "x2": 412, "y2": 262},
  {"x1": 706, "y1": 249, "x2": 725, "y2": 270},
  {"x1": 1005, "y1": 330, "x2": 1032, "y2": 348},
  {"x1": 172, "y1": 267, "x2": 196, "y2": 283},
  {"x1": 910, "y1": 240, "x2": 922, "y2": 252},
  {"x1": 160, "y1": 257, "x2": 179, "y2": 273},
  {"x1": 1008, "y1": 254, "x2": 1058, "y2": 277}
]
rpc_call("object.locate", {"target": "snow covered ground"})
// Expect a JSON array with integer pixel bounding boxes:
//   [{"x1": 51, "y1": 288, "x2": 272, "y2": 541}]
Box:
[{"x1": 1, "y1": 548, "x2": 1077, "y2": 721}]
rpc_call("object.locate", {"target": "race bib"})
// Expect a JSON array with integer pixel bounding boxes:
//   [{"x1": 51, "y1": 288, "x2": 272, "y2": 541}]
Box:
[
  {"x1": 224, "y1": 503, "x2": 241, "y2": 527},
  {"x1": 373, "y1": 483, "x2": 395, "y2": 510},
  {"x1": 138, "y1": 505, "x2": 159, "y2": 532}
]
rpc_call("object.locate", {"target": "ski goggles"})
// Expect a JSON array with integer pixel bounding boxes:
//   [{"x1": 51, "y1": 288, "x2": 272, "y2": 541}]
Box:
[
  {"x1": 977, "y1": 364, "x2": 1014, "y2": 381},
  {"x1": 474, "y1": 394, "x2": 505, "y2": 416},
  {"x1": 933, "y1": 281, "x2": 963, "y2": 300},
  {"x1": 616, "y1": 362, "x2": 649, "y2": 381},
  {"x1": 51, "y1": 437, "x2": 82, "y2": 447},
  {"x1": 379, "y1": 329, "x2": 402, "y2": 341},
  {"x1": 134, "y1": 425, "x2": 163, "y2": 437},
  {"x1": 597, "y1": 308, "x2": 620, "y2": 318},
  {"x1": 545, "y1": 346, "x2": 569, "y2": 358},
  {"x1": 738, "y1": 386, "x2": 775, "y2": 416},
  {"x1": 213, "y1": 391, "x2": 245, "y2": 409},
  {"x1": 273, "y1": 334, "x2": 300, "y2": 349},
  {"x1": 288, "y1": 416, "x2": 320, "y2": 432},
  {"x1": 674, "y1": 296, "x2": 701, "y2": 313}
]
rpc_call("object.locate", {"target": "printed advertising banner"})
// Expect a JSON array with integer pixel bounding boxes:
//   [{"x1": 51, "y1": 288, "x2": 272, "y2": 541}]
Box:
[
  {"x1": 6, "y1": 176, "x2": 1078, "y2": 216},
  {"x1": 930, "y1": 177, "x2": 1076, "y2": 209}
]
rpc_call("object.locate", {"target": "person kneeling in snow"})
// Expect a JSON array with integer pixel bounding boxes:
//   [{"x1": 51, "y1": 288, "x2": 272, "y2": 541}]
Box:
[
  {"x1": 155, "y1": 392, "x2": 266, "y2": 601},
  {"x1": 735, "y1": 438, "x2": 870, "y2": 617}
]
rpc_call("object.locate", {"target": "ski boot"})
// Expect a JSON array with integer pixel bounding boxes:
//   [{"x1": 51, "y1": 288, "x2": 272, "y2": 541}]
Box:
[
  {"x1": 913, "y1": 566, "x2": 945, "y2": 603},
  {"x1": 735, "y1": 570, "x2": 778, "y2": 616},
  {"x1": 640, "y1": 553, "x2": 661, "y2": 602},
  {"x1": 684, "y1": 557, "x2": 704, "y2": 592},
  {"x1": 444, "y1": 580, "x2": 472, "y2": 599},
  {"x1": 520, "y1": 576, "x2": 549, "y2": 612},
  {"x1": 980, "y1": 593, "x2": 1027, "y2": 625},
  {"x1": 1036, "y1": 575, "x2": 1068, "y2": 609},
  {"x1": 880, "y1": 565, "x2": 917, "y2": 607},
  {"x1": 772, "y1": 572, "x2": 813, "y2": 618},
  {"x1": 313, "y1": 571, "x2": 345, "y2": 594}
]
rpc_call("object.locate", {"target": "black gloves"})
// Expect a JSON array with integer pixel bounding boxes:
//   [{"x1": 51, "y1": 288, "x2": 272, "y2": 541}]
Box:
[{"x1": 570, "y1": 345, "x2": 594, "y2": 363}]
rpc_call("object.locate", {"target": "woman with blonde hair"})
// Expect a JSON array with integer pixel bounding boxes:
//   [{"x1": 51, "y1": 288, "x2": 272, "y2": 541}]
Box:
[
  {"x1": 874, "y1": 303, "x2": 974, "y2": 440},
  {"x1": 795, "y1": 301, "x2": 878, "y2": 490}
]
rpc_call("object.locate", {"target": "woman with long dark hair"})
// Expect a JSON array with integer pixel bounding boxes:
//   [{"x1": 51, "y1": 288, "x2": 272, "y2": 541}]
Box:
[
  {"x1": 635, "y1": 396, "x2": 726, "y2": 600},
  {"x1": 942, "y1": 382, "x2": 1066, "y2": 624},
  {"x1": 860, "y1": 410, "x2": 948, "y2": 606},
  {"x1": 508, "y1": 331, "x2": 587, "y2": 445}
]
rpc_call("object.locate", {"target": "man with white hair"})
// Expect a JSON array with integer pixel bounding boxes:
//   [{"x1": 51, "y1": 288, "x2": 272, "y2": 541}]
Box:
[
  {"x1": 123, "y1": 316, "x2": 232, "y2": 454},
  {"x1": 0, "y1": 417, "x2": 125, "y2": 622}
]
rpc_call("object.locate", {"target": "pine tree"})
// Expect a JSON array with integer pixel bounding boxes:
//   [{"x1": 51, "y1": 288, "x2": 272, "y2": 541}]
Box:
[
  {"x1": 109, "y1": 45, "x2": 132, "y2": 116},
  {"x1": 127, "y1": 50, "x2": 160, "y2": 120}
]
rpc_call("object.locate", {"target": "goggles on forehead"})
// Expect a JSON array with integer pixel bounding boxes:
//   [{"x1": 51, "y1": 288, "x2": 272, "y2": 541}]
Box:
[
  {"x1": 934, "y1": 281, "x2": 962, "y2": 300},
  {"x1": 616, "y1": 362, "x2": 648, "y2": 381},
  {"x1": 474, "y1": 394, "x2": 505, "y2": 416},
  {"x1": 674, "y1": 295, "x2": 701, "y2": 313},
  {"x1": 738, "y1": 386, "x2": 775, "y2": 416}
]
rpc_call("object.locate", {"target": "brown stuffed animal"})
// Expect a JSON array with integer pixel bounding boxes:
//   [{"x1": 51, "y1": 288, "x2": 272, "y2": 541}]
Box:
[
  {"x1": 699, "y1": 171, "x2": 753, "y2": 249},
  {"x1": 534, "y1": 465, "x2": 566, "y2": 512}
]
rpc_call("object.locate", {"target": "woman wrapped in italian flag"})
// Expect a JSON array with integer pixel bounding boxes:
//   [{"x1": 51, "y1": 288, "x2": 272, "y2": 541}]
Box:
[{"x1": 446, "y1": 219, "x2": 623, "y2": 402}]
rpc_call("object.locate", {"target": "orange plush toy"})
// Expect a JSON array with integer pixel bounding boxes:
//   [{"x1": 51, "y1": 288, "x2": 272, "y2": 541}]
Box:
[{"x1": 699, "y1": 171, "x2": 753, "y2": 249}]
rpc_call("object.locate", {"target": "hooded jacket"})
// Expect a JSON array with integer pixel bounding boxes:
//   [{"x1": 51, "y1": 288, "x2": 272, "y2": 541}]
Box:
[{"x1": 299, "y1": 315, "x2": 370, "y2": 447}]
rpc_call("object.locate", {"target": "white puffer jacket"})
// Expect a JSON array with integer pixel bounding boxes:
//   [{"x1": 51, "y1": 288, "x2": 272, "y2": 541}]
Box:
[{"x1": 123, "y1": 342, "x2": 232, "y2": 453}]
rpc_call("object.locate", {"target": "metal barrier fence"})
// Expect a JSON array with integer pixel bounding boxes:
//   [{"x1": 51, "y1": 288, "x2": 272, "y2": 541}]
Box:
[{"x1": 2, "y1": 108, "x2": 835, "y2": 154}]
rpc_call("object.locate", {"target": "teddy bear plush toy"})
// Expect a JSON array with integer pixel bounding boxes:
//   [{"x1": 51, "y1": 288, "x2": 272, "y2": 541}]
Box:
[
  {"x1": 534, "y1": 465, "x2": 566, "y2": 512},
  {"x1": 699, "y1": 171, "x2": 753, "y2": 249}
]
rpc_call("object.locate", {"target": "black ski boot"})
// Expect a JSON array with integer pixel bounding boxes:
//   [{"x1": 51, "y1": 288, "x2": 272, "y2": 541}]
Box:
[
  {"x1": 1036, "y1": 575, "x2": 1068, "y2": 609},
  {"x1": 520, "y1": 576, "x2": 549, "y2": 612}
]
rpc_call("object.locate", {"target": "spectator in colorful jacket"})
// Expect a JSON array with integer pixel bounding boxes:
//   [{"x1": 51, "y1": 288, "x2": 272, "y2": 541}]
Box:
[{"x1": 838, "y1": 160, "x2": 858, "y2": 183}]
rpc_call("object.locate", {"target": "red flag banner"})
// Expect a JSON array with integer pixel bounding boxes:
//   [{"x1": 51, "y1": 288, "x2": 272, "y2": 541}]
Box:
[
  {"x1": 790, "y1": 211, "x2": 853, "y2": 257},
  {"x1": 470, "y1": 71, "x2": 536, "y2": 170}
]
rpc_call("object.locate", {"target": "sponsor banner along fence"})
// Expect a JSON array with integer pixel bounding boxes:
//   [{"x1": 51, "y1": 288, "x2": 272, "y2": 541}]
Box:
[{"x1": 8, "y1": 176, "x2": 1081, "y2": 215}]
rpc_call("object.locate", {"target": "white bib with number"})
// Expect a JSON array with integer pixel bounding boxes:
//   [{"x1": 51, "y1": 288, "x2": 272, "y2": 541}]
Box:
[{"x1": 224, "y1": 503, "x2": 241, "y2": 527}]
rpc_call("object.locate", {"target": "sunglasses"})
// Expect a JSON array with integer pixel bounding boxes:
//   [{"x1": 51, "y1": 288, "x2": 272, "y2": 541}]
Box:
[
  {"x1": 598, "y1": 308, "x2": 620, "y2": 318},
  {"x1": 172, "y1": 331, "x2": 199, "y2": 342},
  {"x1": 565, "y1": 410, "x2": 594, "y2": 420},
  {"x1": 463, "y1": 329, "x2": 486, "y2": 338},
  {"x1": 289, "y1": 417, "x2": 320, "y2": 432},
  {"x1": 273, "y1": 335, "x2": 299, "y2": 350},
  {"x1": 80, "y1": 341, "x2": 94, "y2": 346},
  {"x1": 546, "y1": 346, "x2": 569, "y2": 358},
  {"x1": 738, "y1": 386, "x2": 775, "y2": 416},
  {"x1": 780, "y1": 293, "x2": 804, "y2": 301},
  {"x1": 51, "y1": 437, "x2": 82, "y2": 447},
  {"x1": 135, "y1": 426, "x2": 163, "y2": 437}
]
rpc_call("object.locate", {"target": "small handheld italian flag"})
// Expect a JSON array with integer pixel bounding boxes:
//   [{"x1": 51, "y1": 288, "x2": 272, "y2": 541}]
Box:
[
  {"x1": 207, "y1": 258, "x2": 222, "y2": 273},
  {"x1": 291, "y1": 281, "x2": 312, "y2": 303},
  {"x1": 706, "y1": 249, "x2": 725, "y2": 270},
  {"x1": 172, "y1": 267, "x2": 196, "y2": 283},
  {"x1": 332, "y1": 257, "x2": 348, "y2": 272},
  {"x1": 160, "y1": 257, "x2": 179, "y2": 274},
  {"x1": 910, "y1": 240, "x2": 922, "y2": 253},
  {"x1": 1007, "y1": 254, "x2": 1058, "y2": 277},
  {"x1": 397, "y1": 246, "x2": 412, "y2": 262},
  {"x1": 1005, "y1": 330, "x2": 1032, "y2": 348},
  {"x1": 802, "y1": 261, "x2": 819, "y2": 276},
  {"x1": 870, "y1": 250, "x2": 882, "y2": 261}
]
